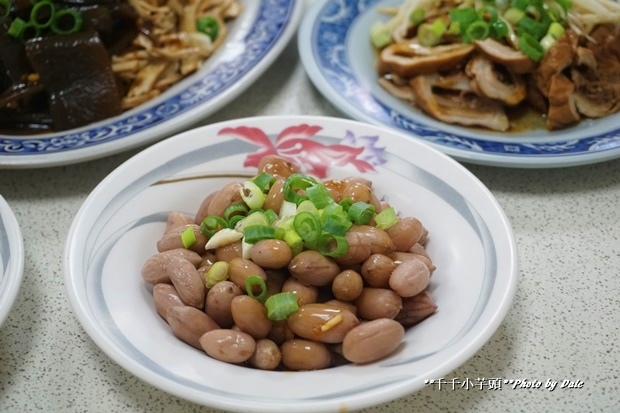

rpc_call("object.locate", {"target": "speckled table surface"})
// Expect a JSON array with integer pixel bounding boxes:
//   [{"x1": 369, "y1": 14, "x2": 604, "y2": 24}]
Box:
[{"x1": 1, "y1": 13, "x2": 620, "y2": 413}]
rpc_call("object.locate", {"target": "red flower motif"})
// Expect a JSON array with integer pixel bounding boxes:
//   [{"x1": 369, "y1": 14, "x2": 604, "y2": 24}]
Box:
[{"x1": 218, "y1": 124, "x2": 376, "y2": 178}]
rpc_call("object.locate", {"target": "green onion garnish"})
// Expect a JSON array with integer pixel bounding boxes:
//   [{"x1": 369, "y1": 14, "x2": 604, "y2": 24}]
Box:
[
  {"x1": 370, "y1": 21, "x2": 392, "y2": 49},
  {"x1": 490, "y1": 17, "x2": 509, "y2": 39},
  {"x1": 293, "y1": 211, "x2": 322, "y2": 247},
  {"x1": 409, "y1": 7, "x2": 426, "y2": 25},
  {"x1": 200, "y1": 215, "x2": 228, "y2": 237},
  {"x1": 224, "y1": 203, "x2": 249, "y2": 221},
  {"x1": 339, "y1": 198, "x2": 353, "y2": 211},
  {"x1": 1, "y1": 0, "x2": 11, "y2": 18},
  {"x1": 240, "y1": 181, "x2": 266, "y2": 210},
  {"x1": 547, "y1": 21, "x2": 565, "y2": 39},
  {"x1": 296, "y1": 199, "x2": 319, "y2": 216},
  {"x1": 243, "y1": 225, "x2": 284, "y2": 244},
  {"x1": 317, "y1": 233, "x2": 349, "y2": 257},
  {"x1": 321, "y1": 213, "x2": 352, "y2": 236},
  {"x1": 252, "y1": 172, "x2": 276, "y2": 192},
  {"x1": 417, "y1": 18, "x2": 446, "y2": 47},
  {"x1": 50, "y1": 9, "x2": 83, "y2": 35},
  {"x1": 234, "y1": 211, "x2": 269, "y2": 232},
  {"x1": 245, "y1": 275, "x2": 268, "y2": 303},
  {"x1": 265, "y1": 292, "x2": 299, "y2": 321},
  {"x1": 466, "y1": 20, "x2": 490, "y2": 41},
  {"x1": 197, "y1": 16, "x2": 219, "y2": 41},
  {"x1": 511, "y1": 0, "x2": 530, "y2": 11},
  {"x1": 504, "y1": 7, "x2": 525, "y2": 25},
  {"x1": 306, "y1": 183, "x2": 333, "y2": 209},
  {"x1": 517, "y1": 16, "x2": 548, "y2": 41},
  {"x1": 204, "y1": 261, "x2": 229, "y2": 289},
  {"x1": 227, "y1": 215, "x2": 245, "y2": 228},
  {"x1": 283, "y1": 229, "x2": 304, "y2": 256},
  {"x1": 374, "y1": 207, "x2": 398, "y2": 230},
  {"x1": 264, "y1": 209, "x2": 279, "y2": 224},
  {"x1": 181, "y1": 227, "x2": 197, "y2": 248},
  {"x1": 30, "y1": 1, "x2": 55, "y2": 29},
  {"x1": 20, "y1": 23, "x2": 41, "y2": 42},
  {"x1": 518, "y1": 32, "x2": 545, "y2": 61},
  {"x1": 283, "y1": 174, "x2": 318, "y2": 205},
  {"x1": 348, "y1": 202, "x2": 375, "y2": 225},
  {"x1": 7, "y1": 18, "x2": 28, "y2": 38}
]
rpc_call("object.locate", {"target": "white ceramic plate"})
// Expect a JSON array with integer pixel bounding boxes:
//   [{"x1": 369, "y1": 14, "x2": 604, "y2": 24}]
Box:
[
  {"x1": 0, "y1": 0, "x2": 302, "y2": 169},
  {"x1": 0, "y1": 196, "x2": 24, "y2": 328},
  {"x1": 298, "y1": 0, "x2": 620, "y2": 168},
  {"x1": 64, "y1": 115, "x2": 518, "y2": 412}
]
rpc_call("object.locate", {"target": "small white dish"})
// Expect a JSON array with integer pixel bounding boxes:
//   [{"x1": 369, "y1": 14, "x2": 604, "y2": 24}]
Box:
[
  {"x1": 297, "y1": 0, "x2": 620, "y2": 168},
  {"x1": 0, "y1": 0, "x2": 302, "y2": 169},
  {"x1": 64, "y1": 115, "x2": 518, "y2": 412},
  {"x1": 0, "y1": 196, "x2": 25, "y2": 328}
]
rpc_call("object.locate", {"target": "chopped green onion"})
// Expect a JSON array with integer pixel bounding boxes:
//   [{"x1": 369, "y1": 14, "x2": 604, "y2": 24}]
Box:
[
  {"x1": 370, "y1": 21, "x2": 392, "y2": 48},
  {"x1": 0, "y1": 0, "x2": 9, "y2": 18},
  {"x1": 234, "y1": 211, "x2": 269, "y2": 232},
  {"x1": 348, "y1": 202, "x2": 375, "y2": 225},
  {"x1": 252, "y1": 172, "x2": 276, "y2": 192},
  {"x1": 200, "y1": 215, "x2": 228, "y2": 237},
  {"x1": 30, "y1": 1, "x2": 55, "y2": 29},
  {"x1": 504, "y1": 7, "x2": 525, "y2": 24},
  {"x1": 265, "y1": 292, "x2": 299, "y2": 321},
  {"x1": 317, "y1": 233, "x2": 349, "y2": 257},
  {"x1": 19, "y1": 23, "x2": 41, "y2": 42},
  {"x1": 243, "y1": 225, "x2": 284, "y2": 244},
  {"x1": 224, "y1": 203, "x2": 249, "y2": 221},
  {"x1": 245, "y1": 276, "x2": 268, "y2": 303},
  {"x1": 518, "y1": 32, "x2": 544, "y2": 61},
  {"x1": 205, "y1": 228, "x2": 243, "y2": 250},
  {"x1": 240, "y1": 180, "x2": 266, "y2": 210},
  {"x1": 297, "y1": 199, "x2": 319, "y2": 216},
  {"x1": 339, "y1": 198, "x2": 353, "y2": 212},
  {"x1": 517, "y1": 16, "x2": 547, "y2": 40},
  {"x1": 306, "y1": 183, "x2": 333, "y2": 209},
  {"x1": 227, "y1": 215, "x2": 245, "y2": 228},
  {"x1": 490, "y1": 17, "x2": 509, "y2": 39},
  {"x1": 547, "y1": 21, "x2": 565, "y2": 39},
  {"x1": 181, "y1": 227, "x2": 197, "y2": 248},
  {"x1": 51, "y1": 9, "x2": 83, "y2": 35},
  {"x1": 278, "y1": 200, "x2": 297, "y2": 219},
  {"x1": 7, "y1": 18, "x2": 28, "y2": 38},
  {"x1": 466, "y1": 20, "x2": 490, "y2": 41},
  {"x1": 283, "y1": 174, "x2": 317, "y2": 205},
  {"x1": 321, "y1": 214, "x2": 352, "y2": 236},
  {"x1": 447, "y1": 21, "x2": 461, "y2": 35},
  {"x1": 205, "y1": 261, "x2": 229, "y2": 289},
  {"x1": 511, "y1": 0, "x2": 530, "y2": 11},
  {"x1": 540, "y1": 33, "x2": 556, "y2": 51},
  {"x1": 264, "y1": 209, "x2": 279, "y2": 224},
  {"x1": 374, "y1": 207, "x2": 398, "y2": 230},
  {"x1": 197, "y1": 16, "x2": 219, "y2": 41},
  {"x1": 417, "y1": 19, "x2": 446, "y2": 47},
  {"x1": 283, "y1": 229, "x2": 303, "y2": 255},
  {"x1": 409, "y1": 7, "x2": 426, "y2": 25},
  {"x1": 294, "y1": 211, "x2": 321, "y2": 247},
  {"x1": 556, "y1": 0, "x2": 572, "y2": 13},
  {"x1": 449, "y1": 7, "x2": 478, "y2": 28}
]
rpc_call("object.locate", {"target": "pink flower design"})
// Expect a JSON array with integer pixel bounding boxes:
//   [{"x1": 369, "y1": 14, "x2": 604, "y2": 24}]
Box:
[{"x1": 218, "y1": 124, "x2": 385, "y2": 178}]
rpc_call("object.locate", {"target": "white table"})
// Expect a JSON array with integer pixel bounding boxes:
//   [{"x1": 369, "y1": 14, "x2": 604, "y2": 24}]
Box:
[{"x1": 1, "y1": 17, "x2": 619, "y2": 413}]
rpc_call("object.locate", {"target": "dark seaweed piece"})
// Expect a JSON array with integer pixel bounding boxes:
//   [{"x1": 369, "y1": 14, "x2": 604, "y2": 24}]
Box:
[
  {"x1": 0, "y1": 17, "x2": 33, "y2": 84},
  {"x1": 24, "y1": 30, "x2": 123, "y2": 131}
]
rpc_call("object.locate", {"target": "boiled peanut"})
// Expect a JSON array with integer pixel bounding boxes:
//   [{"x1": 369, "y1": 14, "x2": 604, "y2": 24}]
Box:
[
  {"x1": 165, "y1": 212, "x2": 195, "y2": 234},
  {"x1": 200, "y1": 329, "x2": 256, "y2": 363},
  {"x1": 360, "y1": 253, "x2": 396, "y2": 288},
  {"x1": 167, "y1": 306, "x2": 219, "y2": 349},
  {"x1": 389, "y1": 259, "x2": 430, "y2": 297},
  {"x1": 395, "y1": 291, "x2": 438, "y2": 327},
  {"x1": 264, "y1": 176, "x2": 285, "y2": 214},
  {"x1": 342, "y1": 182, "x2": 373, "y2": 204},
  {"x1": 165, "y1": 255, "x2": 205, "y2": 309},
  {"x1": 287, "y1": 303, "x2": 359, "y2": 343},
  {"x1": 230, "y1": 295, "x2": 273, "y2": 339},
  {"x1": 281, "y1": 277, "x2": 318, "y2": 306},
  {"x1": 205, "y1": 280, "x2": 242, "y2": 328},
  {"x1": 194, "y1": 190, "x2": 219, "y2": 224},
  {"x1": 281, "y1": 339, "x2": 332, "y2": 371},
  {"x1": 157, "y1": 224, "x2": 207, "y2": 255},
  {"x1": 355, "y1": 288, "x2": 402, "y2": 320},
  {"x1": 331, "y1": 270, "x2": 364, "y2": 301},
  {"x1": 228, "y1": 258, "x2": 267, "y2": 293},
  {"x1": 249, "y1": 239, "x2": 292, "y2": 269},
  {"x1": 389, "y1": 251, "x2": 436, "y2": 274},
  {"x1": 257, "y1": 155, "x2": 298, "y2": 178},
  {"x1": 264, "y1": 269, "x2": 288, "y2": 299},
  {"x1": 141, "y1": 249, "x2": 203, "y2": 285},
  {"x1": 248, "y1": 338, "x2": 281, "y2": 370},
  {"x1": 342, "y1": 318, "x2": 405, "y2": 364},
  {"x1": 206, "y1": 182, "x2": 243, "y2": 218},
  {"x1": 386, "y1": 217, "x2": 426, "y2": 252},
  {"x1": 267, "y1": 319, "x2": 295, "y2": 345},
  {"x1": 324, "y1": 299, "x2": 357, "y2": 316},
  {"x1": 153, "y1": 283, "x2": 184, "y2": 321},
  {"x1": 335, "y1": 225, "x2": 395, "y2": 266},
  {"x1": 409, "y1": 243, "x2": 431, "y2": 260},
  {"x1": 288, "y1": 250, "x2": 340, "y2": 286},
  {"x1": 215, "y1": 240, "x2": 243, "y2": 262}
]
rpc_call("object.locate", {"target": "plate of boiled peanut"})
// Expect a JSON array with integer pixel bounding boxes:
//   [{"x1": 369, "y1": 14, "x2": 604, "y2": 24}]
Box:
[{"x1": 63, "y1": 115, "x2": 518, "y2": 413}]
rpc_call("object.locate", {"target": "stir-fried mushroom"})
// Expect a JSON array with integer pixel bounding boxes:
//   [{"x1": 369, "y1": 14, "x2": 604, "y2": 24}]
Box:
[{"x1": 410, "y1": 74, "x2": 509, "y2": 131}]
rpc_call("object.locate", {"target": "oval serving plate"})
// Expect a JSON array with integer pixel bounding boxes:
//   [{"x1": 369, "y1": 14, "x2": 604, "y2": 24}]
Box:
[
  {"x1": 0, "y1": 0, "x2": 302, "y2": 169},
  {"x1": 64, "y1": 115, "x2": 518, "y2": 412},
  {"x1": 298, "y1": 0, "x2": 620, "y2": 168},
  {"x1": 0, "y1": 195, "x2": 25, "y2": 328}
]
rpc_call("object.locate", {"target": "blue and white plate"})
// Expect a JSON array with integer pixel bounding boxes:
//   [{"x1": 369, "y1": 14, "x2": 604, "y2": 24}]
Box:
[
  {"x1": 298, "y1": 0, "x2": 620, "y2": 168},
  {"x1": 0, "y1": 0, "x2": 302, "y2": 169},
  {"x1": 64, "y1": 115, "x2": 518, "y2": 412},
  {"x1": 0, "y1": 196, "x2": 24, "y2": 328}
]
